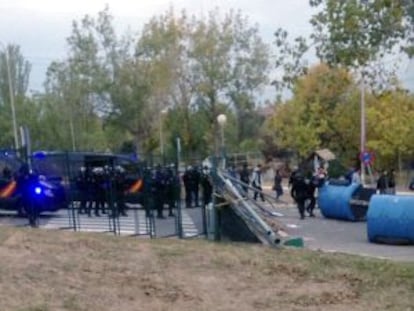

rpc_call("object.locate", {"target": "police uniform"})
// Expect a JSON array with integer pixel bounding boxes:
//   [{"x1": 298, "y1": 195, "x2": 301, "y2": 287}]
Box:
[{"x1": 290, "y1": 173, "x2": 309, "y2": 219}]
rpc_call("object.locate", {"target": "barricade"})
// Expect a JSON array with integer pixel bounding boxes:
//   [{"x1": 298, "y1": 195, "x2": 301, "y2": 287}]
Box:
[
  {"x1": 318, "y1": 181, "x2": 376, "y2": 221},
  {"x1": 367, "y1": 194, "x2": 414, "y2": 244}
]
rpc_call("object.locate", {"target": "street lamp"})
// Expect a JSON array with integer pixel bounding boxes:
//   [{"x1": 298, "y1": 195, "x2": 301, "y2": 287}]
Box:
[
  {"x1": 360, "y1": 75, "x2": 366, "y2": 185},
  {"x1": 160, "y1": 108, "x2": 168, "y2": 160},
  {"x1": 0, "y1": 42, "x2": 19, "y2": 150},
  {"x1": 217, "y1": 114, "x2": 227, "y2": 169}
]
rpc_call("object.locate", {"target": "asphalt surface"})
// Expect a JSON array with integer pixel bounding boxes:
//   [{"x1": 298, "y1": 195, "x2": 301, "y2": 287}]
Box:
[
  {"x1": 0, "y1": 204, "x2": 203, "y2": 239},
  {"x1": 262, "y1": 183, "x2": 414, "y2": 262},
  {"x1": 269, "y1": 202, "x2": 413, "y2": 262},
  {"x1": 0, "y1": 191, "x2": 413, "y2": 262}
]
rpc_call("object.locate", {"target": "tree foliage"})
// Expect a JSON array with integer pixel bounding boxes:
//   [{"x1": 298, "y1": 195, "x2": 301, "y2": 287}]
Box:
[
  {"x1": 310, "y1": 0, "x2": 407, "y2": 67},
  {"x1": 0, "y1": 44, "x2": 31, "y2": 148}
]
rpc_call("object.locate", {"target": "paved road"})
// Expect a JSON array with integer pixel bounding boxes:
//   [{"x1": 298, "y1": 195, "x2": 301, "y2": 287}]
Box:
[
  {"x1": 1, "y1": 192, "x2": 412, "y2": 262},
  {"x1": 0, "y1": 205, "x2": 202, "y2": 239},
  {"x1": 266, "y1": 200, "x2": 414, "y2": 262}
]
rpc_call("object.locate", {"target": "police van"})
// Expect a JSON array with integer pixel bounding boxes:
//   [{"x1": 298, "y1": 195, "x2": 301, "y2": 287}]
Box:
[
  {"x1": 0, "y1": 149, "x2": 66, "y2": 216},
  {"x1": 31, "y1": 151, "x2": 144, "y2": 205}
]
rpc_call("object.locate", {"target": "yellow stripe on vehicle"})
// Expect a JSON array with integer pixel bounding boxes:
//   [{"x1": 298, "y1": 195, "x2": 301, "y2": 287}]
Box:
[
  {"x1": 128, "y1": 179, "x2": 143, "y2": 193},
  {"x1": 0, "y1": 181, "x2": 17, "y2": 198}
]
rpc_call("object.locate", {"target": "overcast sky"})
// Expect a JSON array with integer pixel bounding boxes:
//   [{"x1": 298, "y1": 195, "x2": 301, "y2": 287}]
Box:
[{"x1": 1, "y1": 0, "x2": 413, "y2": 94}]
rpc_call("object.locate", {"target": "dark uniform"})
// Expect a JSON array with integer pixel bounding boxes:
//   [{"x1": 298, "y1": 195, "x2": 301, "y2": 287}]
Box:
[
  {"x1": 182, "y1": 167, "x2": 192, "y2": 208},
  {"x1": 153, "y1": 165, "x2": 166, "y2": 218},
  {"x1": 88, "y1": 167, "x2": 106, "y2": 217},
  {"x1": 142, "y1": 167, "x2": 154, "y2": 217},
  {"x1": 290, "y1": 173, "x2": 309, "y2": 219},
  {"x1": 200, "y1": 167, "x2": 213, "y2": 207},
  {"x1": 114, "y1": 166, "x2": 127, "y2": 217},
  {"x1": 16, "y1": 164, "x2": 38, "y2": 227},
  {"x1": 76, "y1": 167, "x2": 89, "y2": 214},
  {"x1": 239, "y1": 164, "x2": 250, "y2": 197},
  {"x1": 191, "y1": 167, "x2": 200, "y2": 207},
  {"x1": 164, "y1": 167, "x2": 176, "y2": 217}
]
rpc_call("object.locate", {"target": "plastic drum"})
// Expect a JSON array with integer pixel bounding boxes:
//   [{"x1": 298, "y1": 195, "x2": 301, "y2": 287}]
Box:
[
  {"x1": 318, "y1": 182, "x2": 363, "y2": 221},
  {"x1": 367, "y1": 195, "x2": 414, "y2": 244}
]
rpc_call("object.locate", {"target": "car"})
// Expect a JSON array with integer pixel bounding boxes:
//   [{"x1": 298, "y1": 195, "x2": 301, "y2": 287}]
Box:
[{"x1": 0, "y1": 150, "x2": 67, "y2": 216}]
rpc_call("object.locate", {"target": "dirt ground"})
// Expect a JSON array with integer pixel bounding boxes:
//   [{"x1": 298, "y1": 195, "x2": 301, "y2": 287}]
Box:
[{"x1": 0, "y1": 227, "x2": 413, "y2": 311}]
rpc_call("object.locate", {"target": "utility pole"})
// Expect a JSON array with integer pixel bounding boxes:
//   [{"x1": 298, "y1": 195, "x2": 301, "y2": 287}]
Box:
[
  {"x1": 360, "y1": 74, "x2": 366, "y2": 185},
  {"x1": 2, "y1": 44, "x2": 19, "y2": 150}
]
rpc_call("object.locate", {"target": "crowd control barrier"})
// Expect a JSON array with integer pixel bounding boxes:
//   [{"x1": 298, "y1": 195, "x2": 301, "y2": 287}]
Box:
[
  {"x1": 367, "y1": 195, "x2": 414, "y2": 244},
  {"x1": 318, "y1": 181, "x2": 376, "y2": 221}
]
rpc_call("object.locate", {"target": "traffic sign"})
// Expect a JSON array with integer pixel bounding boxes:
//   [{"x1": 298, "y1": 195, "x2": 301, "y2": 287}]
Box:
[{"x1": 360, "y1": 151, "x2": 375, "y2": 165}]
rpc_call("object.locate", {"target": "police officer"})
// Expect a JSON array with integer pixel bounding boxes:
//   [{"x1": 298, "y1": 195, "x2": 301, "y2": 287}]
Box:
[
  {"x1": 142, "y1": 167, "x2": 154, "y2": 217},
  {"x1": 182, "y1": 166, "x2": 192, "y2": 208},
  {"x1": 153, "y1": 164, "x2": 166, "y2": 219},
  {"x1": 290, "y1": 171, "x2": 309, "y2": 220},
  {"x1": 239, "y1": 163, "x2": 250, "y2": 197},
  {"x1": 114, "y1": 166, "x2": 128, "y2": 217},
  {"x1": 76, "y1": 166, "x2": 89, "y2": 214},
  {"x1": 191, "y1": 166, "x2": 200, "y2": 207},
  {"x1": 88, "y1": 167, "x2": 105, "y2": 217},
  {"x1": 164, "y1": 165, "x2": 176, "y2": 217},
  {"x1": 16, "y1": 164, "x2": 38, "y2": 227},
  {"x1": 200, "y1": 166, "x2": 213, "y2": 207}
]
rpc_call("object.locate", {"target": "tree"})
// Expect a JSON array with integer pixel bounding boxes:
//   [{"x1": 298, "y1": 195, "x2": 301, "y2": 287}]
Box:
[
  {"x1": 264, "y1": 64, "x2": 359, "y2": 160},
  {"x1": 310, "y1": 0, "x2": 409, "y2": 88},
  {"x1": 272, "y1": 28, "x2": 309, "y2": 95},
  {"x1": 188, "y1": 9, "x2": 270, "y2": 154},
  {"x1": 0, "y1": 44, "x2": 31, "y2": 148},
  {"x1": 367, "y1": 90, "x2": 414, "y2": 170}
]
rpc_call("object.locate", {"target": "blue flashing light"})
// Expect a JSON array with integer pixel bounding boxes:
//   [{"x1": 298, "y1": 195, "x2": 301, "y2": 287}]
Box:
[
  {"x1": 33, "y1": 151, "x2": 47, "y2": 159},
  {"x1": 34, "y1": 187, "x2": 42, "y2": 195}
]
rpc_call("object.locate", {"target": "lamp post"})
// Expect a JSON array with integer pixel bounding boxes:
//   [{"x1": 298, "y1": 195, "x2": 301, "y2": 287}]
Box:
[
  {"x1": 0, "y1": 43, "x2": 19, "y2": 150},
  {"x1": 160, "y1": 108, "x2": 168, "y2": 161},
  {"x1": 217, "y1": 114, "x2": 227, "y2": 169},
  {"x1": 360, "y1": 75, "x2": 366, "y2": 185}
]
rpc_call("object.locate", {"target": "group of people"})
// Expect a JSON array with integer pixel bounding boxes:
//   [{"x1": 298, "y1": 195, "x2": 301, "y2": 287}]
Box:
[
  {"x1": 141, "y1": 164, "x2": 181, "y2": 219},
  {"x1": 376, "y1": 169, "x2": 396, "y2": 195},
  {"x1": 76, "y1": 165, "x2": 128, "y2": 217},
  {"x1": 142, "y1": 164, "x2": 213, "y2": 219}
]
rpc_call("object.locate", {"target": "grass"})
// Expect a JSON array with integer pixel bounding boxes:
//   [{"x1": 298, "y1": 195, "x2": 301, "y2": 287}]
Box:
[{"x1": 0, "y1": 226, "x2": 413, "y2": 311}]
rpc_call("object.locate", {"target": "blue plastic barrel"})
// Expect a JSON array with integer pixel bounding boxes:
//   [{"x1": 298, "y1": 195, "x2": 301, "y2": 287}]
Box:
[
  {"x1": 318, "y1": 182, "x2": 362, "y2": 221},
  {"x1": 367, "y1": 195, "x2": 414, "y2": 244}
]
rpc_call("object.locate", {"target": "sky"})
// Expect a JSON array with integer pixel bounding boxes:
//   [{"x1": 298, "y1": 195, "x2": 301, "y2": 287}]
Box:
[{"x1": 0, "y1": 0, "x2": 413, "y2": 95}]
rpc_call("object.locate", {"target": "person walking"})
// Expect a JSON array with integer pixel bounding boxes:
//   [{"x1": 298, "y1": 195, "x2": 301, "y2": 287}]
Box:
[
  {"x1": 290, "y1": 171, "x2": 309, "y2": 220},
  {"x1": 388, "y1": 169, "x2": 396, "y2": 194},
  {"x1": 273, "y1": 169, "x2": 283, "y2": 200},
  {"x1": 252, "y1": 164, "x2": 265, "y2": 202},
  {"x1": 200, "y1": 166, "x2": 213, "y2": 207},
  {"x1": 377, "y1": 170, "x2": 389, "y2": 195},
  {"x1": 239, "y1": 163, "x2": 250, "y2": 197}
]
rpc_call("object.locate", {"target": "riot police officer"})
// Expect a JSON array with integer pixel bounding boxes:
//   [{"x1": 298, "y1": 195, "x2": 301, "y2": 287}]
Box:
[
  {"x1": 88, "y1": 167, "x2": 106, "y2": 217},
  {"x1": 76, "y1": 166, "x2": 89, "y2": 214},
  {"x1": 200, "y1": 166, "x2": 213, "y2": 207},
  {"x1": 153, "y1": 164, "x2": 166, "y2": 219},
  {"x1": 114, "y1": 165, "x2": 128, "y2": 217},
  {"x1": 290, "y1": 171, "x2": 309, "y2": 220},
  {"x1": 182, "y1": 166, "x2": 192, "y2": 208},
  {"x1": 164, "y1": 165, "x2": 176, "y2": 217}
]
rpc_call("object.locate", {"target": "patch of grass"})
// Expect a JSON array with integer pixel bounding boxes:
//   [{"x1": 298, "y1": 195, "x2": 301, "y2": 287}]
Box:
[
  {"x1": 0, "y1": 227, "x2": 413, "y2": 311},
  {"x1": 17, "y1": 304, "x2": 49, "y2": 311},
  {"x1": 62, "y1": 296, "x2": 84, "y2": 311}
]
